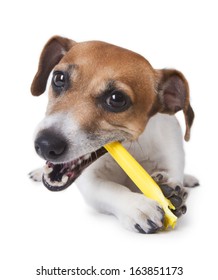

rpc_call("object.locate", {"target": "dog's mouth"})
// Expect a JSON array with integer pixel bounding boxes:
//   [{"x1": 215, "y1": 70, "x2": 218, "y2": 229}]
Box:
[{"x1": 42, "y1": 147, "x2": 107, "y2": 191}]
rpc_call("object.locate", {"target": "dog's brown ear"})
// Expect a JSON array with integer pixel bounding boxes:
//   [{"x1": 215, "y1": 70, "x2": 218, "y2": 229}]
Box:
[
  {"x1": 31, "y1": 36, "x2": 76, "y2": 96},
  {"x1": 155, "y1": 69, "x2": 194, "y2": 141}
]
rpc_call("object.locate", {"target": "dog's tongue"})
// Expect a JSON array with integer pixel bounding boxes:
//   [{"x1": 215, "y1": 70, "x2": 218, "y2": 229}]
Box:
[{"x1": 42, "y1": 147, "x2": 107, "y2": 191}]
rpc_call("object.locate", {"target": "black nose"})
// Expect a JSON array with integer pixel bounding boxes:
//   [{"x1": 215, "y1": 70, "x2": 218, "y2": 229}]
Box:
[{"x1": 34, "y1": 130, "x2": 68, "y2": 161}]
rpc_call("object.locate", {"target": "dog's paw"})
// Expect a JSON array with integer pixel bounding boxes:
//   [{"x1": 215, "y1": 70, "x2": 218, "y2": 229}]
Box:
[
  {"x1": 151, "y1": 171, "x2": 188, "y2": 218},
  {"x1": 184, "y1": 174, "x2": 199, "y2": 188},
  {"x1": 117, "y1": 192, "x2": 164, "y2": 234},
  {"x1": 28, "y1": 168, "x2": 43, "y2": 182}
]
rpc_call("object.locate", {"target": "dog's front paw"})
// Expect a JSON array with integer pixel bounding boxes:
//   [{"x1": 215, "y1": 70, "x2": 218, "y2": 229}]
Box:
[
  {"x1": 28, "y1": 168, "x2": 43, "y2": 182},
  {"x1": 151, "y1": 171, "x2": 188, "y2": 217},
  {"x1": 184, "y1": 174, "x2": 199, "y2": 188},
  {"x1": 117, "y1": 192, "x2": 164, "y2": 234}
]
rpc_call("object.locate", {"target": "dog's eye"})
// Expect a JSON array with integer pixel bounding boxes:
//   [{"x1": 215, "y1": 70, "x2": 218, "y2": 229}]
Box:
[
  {"x1": 106, "y1": 92, "x2": 126, "y2": 107},
  {"x1": 102, "y1": 91, "x2": 132, "y2": 113},
  {"x1": 52, "y1": 71, "x2": 67, "y2": 92}
]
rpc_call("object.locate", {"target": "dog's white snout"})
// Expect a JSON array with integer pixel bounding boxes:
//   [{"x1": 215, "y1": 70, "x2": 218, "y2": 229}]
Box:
[{"x1": 33, "y1": 112, "x2": 90, "y2": 163}]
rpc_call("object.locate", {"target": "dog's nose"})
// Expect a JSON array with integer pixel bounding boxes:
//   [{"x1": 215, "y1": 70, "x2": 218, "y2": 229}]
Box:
[{"x1": 34, "y1": 130, "x2": 67, "y2": 161}]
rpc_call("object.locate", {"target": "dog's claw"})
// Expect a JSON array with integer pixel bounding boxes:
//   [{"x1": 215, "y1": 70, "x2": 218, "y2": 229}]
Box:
[
  {"x1": 147, "y1": 220, "x2": 159, "y2": 233},
  {"x1": 183, "y1": 192, "x2": 188, "y2": 199},
  {"x1": 175, "y1": 185, "x2": 181, "y2": 192},
  {"x1": 181, "y1": 205, "x2": 187, "y2": 214},
  {"x1": 135, "y1": 224, "x2": 146, "y2": 234}
]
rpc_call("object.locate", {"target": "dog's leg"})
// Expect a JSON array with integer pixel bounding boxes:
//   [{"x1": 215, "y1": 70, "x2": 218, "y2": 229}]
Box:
[
  {"x1": 138, "y1": 114, "x2": 194, "y2": 217},
  {"x1": 77, "y1": 164, "x2": 164, "y2": 234},
  {"x1": 29, "y1": 168, "x2": 43, "y2": 182}
]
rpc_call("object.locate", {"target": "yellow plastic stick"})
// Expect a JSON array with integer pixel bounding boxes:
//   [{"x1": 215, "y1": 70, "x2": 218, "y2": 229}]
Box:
[{"x1": 104, "y1": 142, "x2": 177, "y2": 229}]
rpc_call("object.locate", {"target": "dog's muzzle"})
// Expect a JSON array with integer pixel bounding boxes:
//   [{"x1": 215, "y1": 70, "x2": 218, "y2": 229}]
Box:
[{"x1": 34, "y1": 129, "x2": 107, "y2": 191}]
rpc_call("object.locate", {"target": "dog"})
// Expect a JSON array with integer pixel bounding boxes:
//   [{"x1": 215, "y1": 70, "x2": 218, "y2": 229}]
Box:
[{"x1": 29, "y1": 36, "x2": 199, "y2": 233}]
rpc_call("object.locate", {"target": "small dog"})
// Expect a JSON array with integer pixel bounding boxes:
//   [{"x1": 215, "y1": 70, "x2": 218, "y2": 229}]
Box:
[{"x1": 29, "y1": 36, "x2": 199, "y2": 233}]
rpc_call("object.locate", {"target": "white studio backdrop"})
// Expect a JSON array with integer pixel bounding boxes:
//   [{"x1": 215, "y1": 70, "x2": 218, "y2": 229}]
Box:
[{"x1": 0, "y1": 0, "x2": 217, "y2": 279}]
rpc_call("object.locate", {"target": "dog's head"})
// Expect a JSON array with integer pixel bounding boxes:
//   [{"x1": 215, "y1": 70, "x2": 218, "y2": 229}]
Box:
[{"x1": 31, "y1": 36, "x2": 194, "y2": 191}]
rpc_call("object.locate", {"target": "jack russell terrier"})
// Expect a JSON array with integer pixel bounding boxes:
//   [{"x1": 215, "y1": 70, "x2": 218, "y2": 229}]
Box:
[{"x1": 29, "y1": 36, "x2": 199, "y2": 234}]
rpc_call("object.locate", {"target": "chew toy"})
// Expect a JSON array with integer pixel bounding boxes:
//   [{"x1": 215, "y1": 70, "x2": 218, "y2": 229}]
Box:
[{"x1": 104, "y1": 142, "x2": 177, "y2": 229}]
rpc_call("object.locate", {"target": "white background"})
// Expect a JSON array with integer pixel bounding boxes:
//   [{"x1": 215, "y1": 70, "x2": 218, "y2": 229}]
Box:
[{"x1": 1, "y1": 0, "x2": 217, "y2": 279}]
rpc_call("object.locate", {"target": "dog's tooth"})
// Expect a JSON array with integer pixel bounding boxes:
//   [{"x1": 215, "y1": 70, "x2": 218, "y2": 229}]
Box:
[
  {"x1": 44, "y1": 175, "x2": 63, "y2": 187},
  {"x1": 71, "y1": 164, "x2": 76, "y2": 170},
  {"x1": 57, "y1": 181, "x2": 64, "y2": 187},
  {"x1": 78, "y1": 159, "x2": 82, "y2": 165},
  {"x1": 51, "y1": 180, "x2": 64, "y2": 187},
  {"x1": 84, "y1": 153, "x2": 91, "y2": 160},
  {"x1": 44, "y1": 166, "x2": 53, "y2": 174},
  {"x1": 44, "y1": 175, "x2": 52, "y2": 185},
  {"x1": 62, "y1": 175, "x2": 68, "y2": 184}
]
